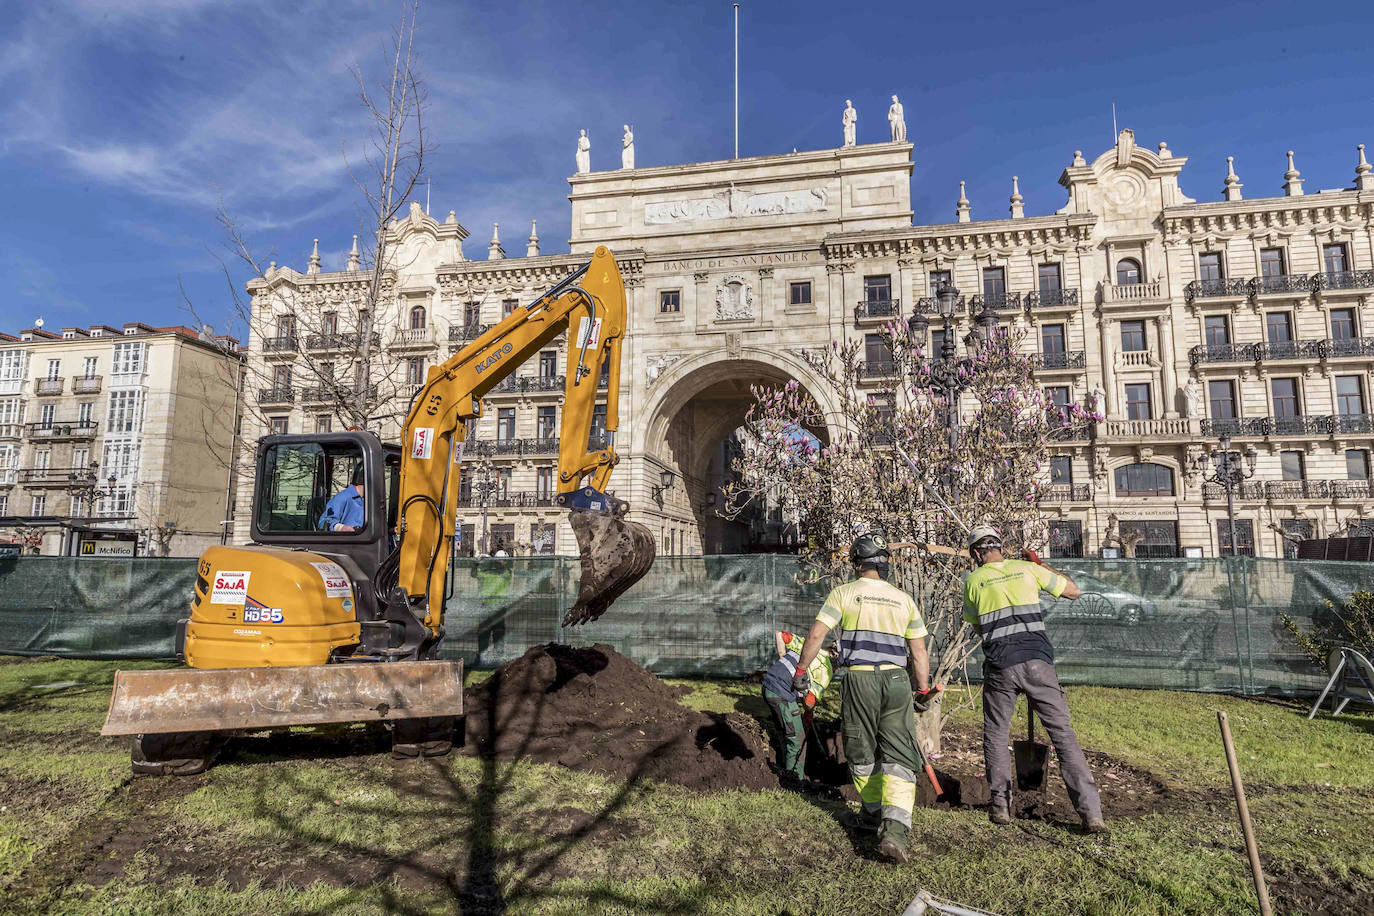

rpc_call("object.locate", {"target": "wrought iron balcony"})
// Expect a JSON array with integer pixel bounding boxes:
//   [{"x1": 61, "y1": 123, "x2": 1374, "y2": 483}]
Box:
[
  {"x1": 71, "y1": 375, "x2": 102, "y2": 394},
  {"x1": 969, "y1": 292, "x2": 1020, "y2": 312},
  {"x1": 304, "y1": 332, "x2": 374, "y2": 351},
  {"x1": 1047, "y1": 423, "x2": 1092, "y2": 442},
  {"x1": 1323, "y1": 336, "x2": 1374, "y2": 358},
  {"x1": 1333, "y1": 479, "x2": 1373, "y2": 499},
  {"x1": 855, "y1": 299, "x2": 901, "y2": 322},
  {"x1": 454, "y1": 491, "x2": 557, "y2": 509},
  {"x1": 490, "y1": 376, "x2": 524, "y2": 394},
  {"x1": 1038, "y1": 483, "x2": 1092, "y2": 502},
  {"x1": 527, "y1": 374, "x2": 565, "y2": 392},
  {"x1": 466, "y1": 437, "x2": 560, "y2": 458},
  {"x1": 19, "y1": 467, "x2": 96, "y2": 486},
  {"x1": 858, "y1": 360, "x2": 899, "y2": 381},
  {"x1": 1103, "y1": 279, "x2": 1165, "y2": 304},
  {"x1": 1025, "y1": 289, "x2": 1079, "y2": 309},
  {"x1": 35, "y1": 378, "x2": 64, "y2": 396},
  {"x1": 1185, "y1": 278, "x2": 1250, "y2": 301},
  {"x1": 1255, "y1": 339, "x2": 1323, "y2": 361},
  {"x1": 1264, "y1": 480, "x2": 1331, "y2": 500},
  {"x1": 262, "y1": 335, "x2": 298, "y2": 353},
  {"x1": 1201, "y1": 481, "x2": 1266, "y2": 501},
  {"x1": 1333, "y1": 413, "x2": 1374, "y2": 434},
  {"x1": 1199, "y1": 417, "x2": 1268, "y2": 438},
  {"x1": 1315, "y1": 270, "x2": 1374, "y2": 292},
  {"x1": 25, "y1": 422, "x2": 97, "y2": 441},
  {"x1": 524, "y1": 436, "x2": 559, "y2": 456},
  {"x1": 1031, "y1": 350, "x2": 1086, "y2": 371},
  {"x1": 258, "y1": 387, "x2": 295, "y2": 405},
  {"x1": 914, "y1": 295, "x2": 966, "y2": 315},
  {"x1": 1250, "y1": 274, "x2": 1311, "y2": 296},
  {"x1": 449, "y1": 322, "x2": 492, "y2": 344},
  {"x1": 1189, "y1": 343, "x2": 1258, "y2": 366}
]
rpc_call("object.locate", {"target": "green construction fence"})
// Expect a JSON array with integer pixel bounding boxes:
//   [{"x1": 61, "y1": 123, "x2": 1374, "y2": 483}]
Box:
[{"x1": 0, "y1": 553, "x2": 1366, "y2": 695}]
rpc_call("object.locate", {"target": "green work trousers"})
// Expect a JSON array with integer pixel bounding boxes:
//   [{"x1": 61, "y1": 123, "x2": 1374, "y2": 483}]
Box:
[
  {"x1": 841, "y1": 666, "x2": 922, "y2": 848},
  {"x1": 763, "y1": 687, "x2": 806, "y2": 781}
]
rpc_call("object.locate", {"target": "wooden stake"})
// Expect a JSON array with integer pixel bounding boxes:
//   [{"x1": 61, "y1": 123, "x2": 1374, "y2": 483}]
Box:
[{"x1": 1217, "y1": 710, "x2": 1273, "y2": 916}]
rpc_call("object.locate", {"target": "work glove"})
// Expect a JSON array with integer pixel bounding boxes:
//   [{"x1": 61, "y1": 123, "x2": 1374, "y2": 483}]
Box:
[
  {"x1": 791, "y1": 668, "x2": 811, "y2": 699},
  {"x1": 912, "y1": 684, "x2": 942, "y2": 714},
  {"x1": 1022, "y1": 548, "x2": 1042, "y2": 565}
]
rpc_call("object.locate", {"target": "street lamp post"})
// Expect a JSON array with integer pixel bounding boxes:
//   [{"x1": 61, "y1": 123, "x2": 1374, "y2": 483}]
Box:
[
  {"x1": 1195, "y1": 434, "x2": 1259, "y2": 693},
  {"x1": 470, "y1": 457, "x2": 500, "y2": 556}
]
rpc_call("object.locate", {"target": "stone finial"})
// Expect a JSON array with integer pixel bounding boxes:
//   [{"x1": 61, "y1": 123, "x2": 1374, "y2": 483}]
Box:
[
  {"x1": 1158, "y1": 141, "x2": 1172, "y2": 159},
  {"x1": 1223, "y1": 156, "x2": 1243, "y2": 201},
  {"x1": 956, "y1": 180, "x2": 971, "y2": 223},
  {"x1": 488, "y1": 222, "x2": 505, "y2": 260},
  {"x1": 1072, "y1": 149, "x2": 1086, "y2": 167},
  {"x1": 307, "y1": 238, "x2": 321, "y2": 275},
  {"x1": 347, "y1": 235, "x2": 360, "y2": 271},
  {"x1": 526, "y1": 219, "x2": 540, "y2": 258},
  {"x1": 446, "y1": 209, "x2": 457, "y2": 225},
  {"x1": 1356, "y1": 144, "x2": 1373, "y2": 191},
  {"x1": 1009, "y1": 176, "x2": 1024, "y2": 218},
  {"x1": 1283, "y1": 150, "x2": 1304, "y2": 197}
]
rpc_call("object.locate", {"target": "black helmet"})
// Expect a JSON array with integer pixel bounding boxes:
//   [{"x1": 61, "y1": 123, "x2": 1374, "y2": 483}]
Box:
[
  {"x1": 351, "y1": 463, "x2": 366, "y2": 486},
  {"x1": 849, "y1": 532, "x2": 891, "y2": 565}
]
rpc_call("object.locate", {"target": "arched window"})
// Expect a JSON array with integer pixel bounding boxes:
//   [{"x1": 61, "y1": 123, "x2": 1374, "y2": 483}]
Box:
[
  {"x1": 409, "y1": 305, "x2": 427, "y2": 329},
  {"x1": 1116, "y1": 258, "x2": 1142, "y2": 286},
  {"x1": 1114, "y1": 462, "x2": 1174, "y2": 497}
]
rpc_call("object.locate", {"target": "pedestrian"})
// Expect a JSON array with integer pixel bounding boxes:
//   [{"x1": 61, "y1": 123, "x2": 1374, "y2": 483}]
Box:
[
  {"x1": 961, "y1": 524, "x2": 1107, "y2": 833},
  {"x1": 761, "y1": 629, "x2": 835, "y2": 791},
  {"x1": 794, "y1": 533, "x2": 934, "y2": 864}
]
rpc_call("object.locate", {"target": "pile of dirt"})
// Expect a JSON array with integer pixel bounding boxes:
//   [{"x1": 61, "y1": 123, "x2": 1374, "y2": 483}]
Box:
[{"x1": 461, "y1": 643, "x2": 777, "y2": 791}]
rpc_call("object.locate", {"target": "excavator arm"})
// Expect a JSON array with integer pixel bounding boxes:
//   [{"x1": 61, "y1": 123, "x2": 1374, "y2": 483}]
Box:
[{"x1": 385, "y1": 245, "x2": 653, "y2": 641}]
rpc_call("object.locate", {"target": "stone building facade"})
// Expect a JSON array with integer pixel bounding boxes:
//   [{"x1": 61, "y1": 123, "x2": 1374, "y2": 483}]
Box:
[
  {"x1": 237, "y1": 129, "x2": 1374, "y2": 559},
  {"x1": 0, "y1": 323, "x2": 243, "y2": 556}
]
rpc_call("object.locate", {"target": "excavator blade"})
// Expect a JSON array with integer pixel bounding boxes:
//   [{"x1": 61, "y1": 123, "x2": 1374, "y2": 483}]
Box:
[
  {"x1": 101, "y1": 660, "x2": 464, "y2": 737},
  {"x1": 564, "y1": 509, "x2": 657, "y2": 626}
]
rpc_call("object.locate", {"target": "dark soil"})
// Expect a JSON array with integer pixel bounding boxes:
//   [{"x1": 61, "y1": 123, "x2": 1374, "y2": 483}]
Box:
[{"x1": 461, "y1": 643, "x2": 777, "y2": 791}]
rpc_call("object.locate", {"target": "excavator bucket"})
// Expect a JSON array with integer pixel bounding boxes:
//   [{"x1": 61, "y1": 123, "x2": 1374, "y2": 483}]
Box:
[{"x1": 564, "y1": 509, "x2": 657, "y2": 626}]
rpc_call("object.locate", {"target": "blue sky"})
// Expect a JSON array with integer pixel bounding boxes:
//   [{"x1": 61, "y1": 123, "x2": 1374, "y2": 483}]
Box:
[{"x1": 2, "y1": 0, "x2": 1371, "y2": 337}]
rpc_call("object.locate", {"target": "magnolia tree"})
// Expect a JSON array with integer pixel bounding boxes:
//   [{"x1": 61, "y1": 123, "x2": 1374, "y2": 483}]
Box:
[{"x1": 725, "y1": 322, "x2": 1099, "y2": 749}]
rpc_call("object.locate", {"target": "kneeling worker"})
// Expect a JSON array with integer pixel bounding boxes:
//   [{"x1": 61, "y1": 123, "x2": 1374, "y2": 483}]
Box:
[
  {"x1": 761, "y1": 630, "x2": 834, "y2": 790},
  {"x1": 793, "y1": 533, "x2": 933, "y2": 864},
  {"x1": 962, "y1": 525, "x2": 1107, "y2": 833}
]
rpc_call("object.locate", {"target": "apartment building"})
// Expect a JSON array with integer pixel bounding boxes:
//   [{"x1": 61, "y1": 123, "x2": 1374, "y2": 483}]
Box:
[
  {"x1": 0, "y1": 323, "x2": 243, "y2": 556},
  {"x1": 236, "y1": 125, "x2": 1374, "y2": 558}
]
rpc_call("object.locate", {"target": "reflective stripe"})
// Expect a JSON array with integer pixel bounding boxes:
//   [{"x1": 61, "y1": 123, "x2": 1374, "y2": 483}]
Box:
[
  {"x1": 837, "y1": 628, "x2": 907, "y2": 668},
  {"x1": 983, "y1": 619, "x2": 1047, "y2": 641},
  {"x1": 979, "y1": 603, "x2": 1043, "y2": 625},
  {"x1": 877, "y1": 762, "x2": 919, "y2": 784},
  {"x1": 862, "y1": 801, "x2": 883, "y2": 815},
  {"x1": 880, "y1": 803, "x2": 913, "y2": 827},
  {"x1": 849, "y1": 762, "x2": 875, "y2": 779},
  {"x1": 847, "y1": 663, "x2": 903, "y2": 671}
]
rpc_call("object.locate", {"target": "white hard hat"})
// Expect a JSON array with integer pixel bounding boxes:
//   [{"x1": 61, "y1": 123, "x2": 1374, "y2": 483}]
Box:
[{"x1": 966, "y1": 525, "x2": 1002, "y2": 550}]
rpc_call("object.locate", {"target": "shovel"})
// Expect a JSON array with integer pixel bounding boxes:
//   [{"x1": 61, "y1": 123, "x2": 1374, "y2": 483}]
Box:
[{"x1": 1013, "y1": 703, "x2": 1049, "y2": 792}]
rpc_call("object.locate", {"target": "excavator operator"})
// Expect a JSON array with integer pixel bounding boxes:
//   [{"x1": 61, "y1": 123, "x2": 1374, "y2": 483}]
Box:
[{"x1": 319, "y1": 463, "x2": 366, "y2": 532}]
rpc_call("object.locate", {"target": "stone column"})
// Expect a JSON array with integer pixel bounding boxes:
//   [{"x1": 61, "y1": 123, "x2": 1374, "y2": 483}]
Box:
[
  {"x1": 757, "y1": 268, "x2": 774, "y2": 317},
  {"x1": 1157, "y1": 314, "x2": 1178, "y2": 417},
  {"x1": 897, "y1": 257, "x2": 913, "y2": 313},
  {"x1": 1098, "y1": 312, "x2": 1119, "y2": 417},
  {"x1": 693, "y1": 271, "x2": 709, "y2": 326}
]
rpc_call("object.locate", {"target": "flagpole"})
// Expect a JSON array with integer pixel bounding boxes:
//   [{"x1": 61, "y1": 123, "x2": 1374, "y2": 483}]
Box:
[{"x1": 734, "y1": 3, "x2": 740, "y2": 159}]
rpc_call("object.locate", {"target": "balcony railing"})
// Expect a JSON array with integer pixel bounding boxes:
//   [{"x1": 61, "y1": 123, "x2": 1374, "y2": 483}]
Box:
[
  {"x1": 1039, "y1": 483, "x2": 1092, "y2": 502},
  {"x1": 1025, "y1": 289, "x2": 1079, "y2": 309},
  {"x1": 855, "y1": 299, "x2": 901, "y2": 322},
  {"x1": 1315, "y1": 270, "x2": 1374, "y2": 292},
  {"x1": 858, "y1": 361, "x2": 899, "y2": 381},
  {"x1": 1118, "y1": 349, "x2": 1154, "y2": 368},
  {"x1": 1333, "y1": 413, "x2": 1374, "y2": 434},
  {"x1": 400, "y1": 383, "x2": 425, "y2": 400},
  {"x1": 1333, "y1": 480, "x2": 1373, "y2": 499},
  {"x1": 305, "y1": 332, "x2": 368, "y2": 351},
  {"x1": 970, "y1": 292, "x2": 1020, "y2": 312},
  {"x1": 1255, "y1": 339, "x2": 1323, "y2": 361},
  {"x1": 262, "y1": 335, "x2": 298, "y2": 353},
  {"x1": 491, "y1": 376, "x2": 524, "y2": 394},
  {"x1": 25, "y1": 422, "x2": 98, "y2": 440},
  {"x1": 455, "y1": 491, "x2": 557, "y2": 509},
  {"x1": 299, "y1": 384, "x2": 377, "y2": 404},
  {"x1": 392, "y1": 327, "x2": 436, "y2": 348},
  {"x1": 1185, "y1": 278, "x2": 1250, "y2": 301},
  {"x1": 258, "y1": 387, "x2": 295, "y2": 405},
  {"x1": 19, "y1": 467, "x2": 95, "y2": 486},
  {"x1": 72, "y1": 375, "x2": 102, "y2": 394},
  {"x1": 1250, "y1": 274, "x2": 1310, "y2": 296},
  {"x1": 914, "y1": 295, "x2": 966, "y2": 315},
  {"x1": 1324, "y1": 336, "x2": 1374, "y2": 358},
  {"x1": 449, "y1": 323, "x2": 492, "y2": 344},
  {"x1": 35, "y1": 378, "x2": 64, "y2": 396},
  {"x1": 1200, "y1": 414, "x2": 1374, "y2": 437},
  {"x1": 1189, "y1": 343, "x2": 1257, "y2": 366},
  {"x1": 528, "y1": 374, "x2": 565, "y2": 392},
  {"x1": 1200, "y1": 417, "x2": 1269, "y2": 437},
  {"x1": 466, "y1": 437, "x2": 561, "y2": 458},
  {"x1": 1202, "y1": 479, "x2": 1374, "y2": 501},
  {"x1": 1103, "y1": 417, "x2": 1192, "y2": 439},
  {"x1": 1031, "y1": 351, "x2": 1086, "y2": 371},
  {"x1": 1201, "y1": 481, "x2": 1266, "y2": 501},
  {"x1": 1104, "y1": 279, "x2": 1164, "y2": 303}
]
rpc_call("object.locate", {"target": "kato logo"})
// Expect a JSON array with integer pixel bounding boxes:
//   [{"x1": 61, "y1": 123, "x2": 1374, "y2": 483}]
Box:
[{"x1": 474, "y1": 342, "x2": 513, "y2": 375}]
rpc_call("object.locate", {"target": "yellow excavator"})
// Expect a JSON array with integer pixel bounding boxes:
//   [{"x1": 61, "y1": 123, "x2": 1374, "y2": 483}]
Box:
[{"x1": 101, "y1": 246, "x2": 656, "y2": 773}]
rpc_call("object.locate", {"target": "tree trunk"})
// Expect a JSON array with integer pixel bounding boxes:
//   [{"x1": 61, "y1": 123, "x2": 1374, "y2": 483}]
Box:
[{"x1": 913, "y1": 690, "x2": 945, "y2": 756}]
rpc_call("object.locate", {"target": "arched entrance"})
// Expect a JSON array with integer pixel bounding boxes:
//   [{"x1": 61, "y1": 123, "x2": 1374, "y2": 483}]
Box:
[{"x1": 633, "y1": 347, "x2": 841, "y2": 555}]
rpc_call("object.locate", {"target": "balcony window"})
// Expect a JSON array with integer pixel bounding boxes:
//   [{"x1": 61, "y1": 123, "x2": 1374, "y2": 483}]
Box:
[
  {"x1": 463, "y1": 302, "x2": 481, "y2": 326},
  {"x1": 1208, "y1": 380, "x2": 1237, "y2": 420},
  {"x1": 45, "y1": 359, "x2": 60, "y2": 381},
  {"x1": 1330, "y1": 308, "x2": 1356, "y2": 341},
  {"x1": 928, "y1": 270, "x2": 951, "y2": 297},
  {"x1": 1281, "y1": 519, "x2": 1314, "y2": 558},
  {"x1": 981, "y1": 267, "x2": 1006, "y2": 300},
  {"x1": 536, "y1": 406, "x2": 556, "y2": 440},
  {"x1": 269, "y1": 416, "x2": 289, "y2": 435},
  {"x1": 39, "y1": 404, "x2": 54, "y2": 428},
  {"x1": 1336, "y1": 376, "x2": 1366, "y2": 415},
  {"x1": 1271, "y1": 378, "x2": 1301, "y2": 417},
  {"x1": 1218, "y1": 518, "x2": 1255, "y2": 557},
  {"x1": 864, "y1": 334, "x2": 893, "y2": 372},
  {"x1": 1120, "y1": 320, "x2": 1146, "y2": 352},
  {"x1": 322, "y1": 312, "x2": 339, "y2": 336},
  {"x1": 409, "y1": 306, "x2": 427, "y2": 330},
  {"x1": 539, "y1": 350, "x2": 558, "y2": 378},
  {"x1": 1265, "y1": 312, "x2": 1293, "y2": 344},
  {"x1": 1280, "y1": 450, "x2": 1305, "y2": 481},
  {"x1": 1347, "y1": 449, "x2": 1371, "y2": 480},
  {"x1": 405, "y1": 357, "x2": 425, "y2": 386},
  {"x1": 276, "y1": 316, "x2": 296, "y2": 339},
  {"x1": 497, "y1": 408, "x2": 516, "y2": 442},
  {"x1": 660, "y1": 290, "x2": 681, "y2": 313},
  {"x1": 589, "y1": 404, "x2": 607, "y2": 445},
  {"x1": 1116, "y1": 258, "x2": 1141, "y2": 286},
  {"x1": 78, "y1": 402, "x2": 92, "y2": 424},
  {"x1": 315, "y1": 415, "x2": 332, "y2": 433},
  {"x1": 1205, "y1": 315, "x2": 1231, "y2": 347},
  {"x1": 789, "y1": 281, "x2": 812, "y2": 306},
  {"x1": 495, "y1": 473, "x2": 512, "y2": 502},
  {"x1": 502, "y1": 298, "x2": 518, "y2": 318},
  {"x1": 273, "y1": 366, "x2": 292, "y2": 389},
  {"x1": 1050, "y1": 455, "x2": 1072, "y2": 484},
  {"x1": 1323, "y1": 243, "x2": 1349, "y2": 276},
  {"x1": 82, "y1": 356, "x2": 98, "y2": 378},
  {"x1": 1260, "y1": 248, "x2": 1286, "y2": 278},
  {"x1": 1124, "y1": 383, "x2": 1152, "y2": 420},
  {"x1": 1038, "y1": 263, "x2": 1062, "y2": 296},
  {"x1": 930, "y1": 329, "x2": 946, "y2": 356},
  {"x1": 536, "y1": 466, "x2": 554, "y2": 500},
  {"x1": 1045, "y1": 386, "x2": 1071, "y2": 408},
  {"x1": 1041, "y1": 324, "x2": 1066, "y2": 356},
  {"x1": 1198, "y1": 252, "x2": 1224, "y2": 282},
  {"x1": 1049, "y1": 520, "x2": 1084, "y2": 559},
  {"x1": 864, "y1": 275, "x2": 892, "y2": 304},
  {"x1": 1115, "y1": 463, "x2": 1175, "y2": 497},
  {"x1": 31, "y1": 494, "x2": 46, "y2": 515}
]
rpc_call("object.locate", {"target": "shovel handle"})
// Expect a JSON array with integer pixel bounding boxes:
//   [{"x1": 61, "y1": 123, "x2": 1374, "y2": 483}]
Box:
[{"x1": 1027, "y1": 703, "x2": 1036, "y2": 744}]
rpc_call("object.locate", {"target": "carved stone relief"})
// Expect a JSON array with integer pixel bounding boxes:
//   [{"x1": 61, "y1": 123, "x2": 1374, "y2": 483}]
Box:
[
  {"x1": 715, "y1": 274, "x2": 755, "y2": 321},
  {"x1": 645, "y1": 185, "x2": 830, "y2": 225}
]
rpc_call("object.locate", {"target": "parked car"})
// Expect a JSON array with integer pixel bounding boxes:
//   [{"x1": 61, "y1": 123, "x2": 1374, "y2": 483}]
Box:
[{"x1": 1041, "y1": 572, "x2": 1158, "y2": 625}]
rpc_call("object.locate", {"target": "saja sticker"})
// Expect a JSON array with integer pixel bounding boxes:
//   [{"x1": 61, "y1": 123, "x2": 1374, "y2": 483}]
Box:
[
  {"x1": 310, "y1": 561, "x2": 353, "y2": 598},
  {"x1": 210, "y1": 570, "x2": 251, "y2": 605}
]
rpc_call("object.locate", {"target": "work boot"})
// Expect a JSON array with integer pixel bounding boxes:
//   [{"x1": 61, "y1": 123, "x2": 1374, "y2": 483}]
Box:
[
  {"x1": 840, "y1": 809, "x2": 881, "y2": 833},
  {"x1": 1081, "y1": 814, "x2": 1109, "y2": 834},
  {"x1": 988, "y1": 803, "x2": 1012, "y2": 826},
  {"x1": 877, "y1": 838, "x2": 910, "y2": 864}
]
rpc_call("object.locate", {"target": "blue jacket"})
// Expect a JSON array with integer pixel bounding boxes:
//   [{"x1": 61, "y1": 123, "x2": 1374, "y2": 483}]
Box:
[{"x1": 319, "y1": 486, "x2": 365, "y2": 530}]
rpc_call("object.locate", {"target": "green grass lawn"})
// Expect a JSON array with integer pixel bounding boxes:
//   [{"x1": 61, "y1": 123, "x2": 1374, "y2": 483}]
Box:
[{"x1": 0, "y1": 656, "x2": 1371, "y2": 915}]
